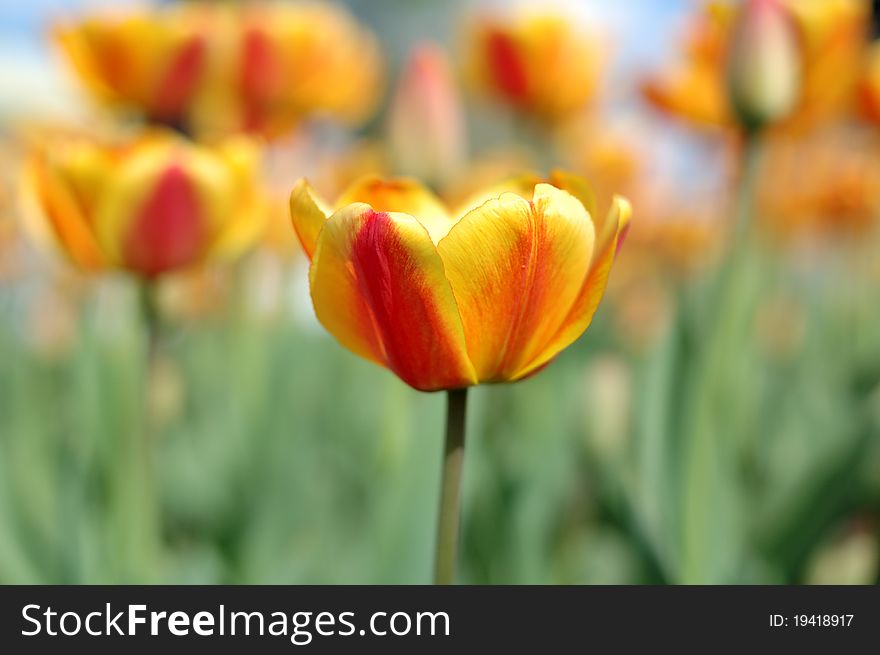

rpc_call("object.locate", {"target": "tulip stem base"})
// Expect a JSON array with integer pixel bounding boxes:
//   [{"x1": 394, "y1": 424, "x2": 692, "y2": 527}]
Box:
[{"x1": 433, "y1": 388, "x2": 468, "y2": 585}]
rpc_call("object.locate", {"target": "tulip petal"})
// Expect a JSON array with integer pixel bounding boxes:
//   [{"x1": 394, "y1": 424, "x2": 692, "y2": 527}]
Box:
[
  {"x1": 23, "y1": 155, "x2": 107, "y2": 270},
  {"x1": 335, "y1": 177, "x2": 456, "y2": 244},
  {"x1": 437, "y1": 184, "x2": 594, "y2": 382},
  {"x1": 516, "y1": 195, "x2": 631, "y2": 378},
  {"x1": 121, "y1": 164, "x2": 205, "y2": 277},
  {"x1": 289, "y1": 178, "x2": 331, "y2": 260},
  {"x1": 310, "y1": 204, "x2": 477, "y2": 391},
  {"x1": 151, "y1": 35, "x2": 205, "y2": 120}
]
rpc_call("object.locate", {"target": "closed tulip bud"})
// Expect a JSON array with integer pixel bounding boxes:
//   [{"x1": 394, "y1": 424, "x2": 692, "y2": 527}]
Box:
[
  {"x1": 388, "y1": 43, "x2": 465, "y2": 188},
  {"x1": 727, "y1": 0, "x2": 801, "y2": 131},
  {"x1": 290, "y1": 173, "x2": 630, "y2": 391},
  {"x1": 22, "y1": 131, "x2": 266, "y2": 278}
]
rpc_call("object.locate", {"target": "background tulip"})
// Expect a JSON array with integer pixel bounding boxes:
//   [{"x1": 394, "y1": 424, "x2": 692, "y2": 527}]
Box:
[
  {"x1": 54, "y1": 2, "x2": 384, "y2": 140},
  {"x1": 466, "y1": 13, "x2": 603, "y2": 123},
  {"x1": 643, "y1": 0, "x2": 866, "y2": 132},
  {"x1": 188, "y1": 2, "x2": 384, "y2": 140},
  {"x1": 55, "y1": 7, "x2": 208, "y2": 125},
  {"x1": 388, "y1": 43, "x2": 466, "y2": 189},
  {"x1": 290, "y1": 174, "x2": 630, "y2": 392},
  {"x1": 727, "y1": 0, "x2": 801, "y2": 131},
  {"x1": 23, "y1": 130, "x2": 266, "y2": 278}
]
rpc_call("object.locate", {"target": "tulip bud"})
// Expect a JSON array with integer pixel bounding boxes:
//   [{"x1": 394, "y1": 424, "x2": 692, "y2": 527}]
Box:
[
  {"x1": 727, "y1": 0, "x2": 801, "y2": 132},
  {"x1": 388, "y1": 43, "x2": 465, "y2": 188}
]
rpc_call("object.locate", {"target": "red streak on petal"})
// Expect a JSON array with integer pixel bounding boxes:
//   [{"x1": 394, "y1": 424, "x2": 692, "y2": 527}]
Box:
[
  {"x1": 486, "y1": 30, "x2": 529, "y2": 104},
  {"x1": 494, "y1": 213, "x2": 551, "y2": 376},
  {"x1": 351, "y1": 210, "x2": 466, "y2": 391},
  {"x1": 151, "y1": 36, "x2": 205, "y2": 121},
  {"x1": 123, "y1": 164, "x2": 204, "y2": 277}
]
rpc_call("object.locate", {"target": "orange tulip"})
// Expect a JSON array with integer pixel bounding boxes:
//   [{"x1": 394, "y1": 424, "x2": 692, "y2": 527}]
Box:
[
  {"x1": 22, "y1": 130, "x2": 266, "y2": 278},
  {"x1": 466, "y1": 12, "x2": 603, "y2": 123},
  {"x1": 192, "y1": 2, "x2": 384, "y2": 140},
  {"x1": 642, "y1": 0, "x2": 868, "y2": 131},
  {"x1": 757, "y1": 125, "x2": 880, "y2": 236},
  {"x1": 54, "y1": 2, "x2": 383, "y2": 140},
  {"x1": 290, "y1": 174, "x2": 630, "y2": 391}
]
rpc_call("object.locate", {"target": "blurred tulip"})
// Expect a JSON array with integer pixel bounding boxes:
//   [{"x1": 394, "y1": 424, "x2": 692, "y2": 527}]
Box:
[
  {"x1": 727, "y1": 0, "x2": 801, "y2": 131},
  {"x1": 290, "y1": 174, "x2": 630, "y2": 391},
  {"x1": 22, "y1": 130, "x2": 266, "y2": 278},
  {"x1": 466, "y1": 12, "x2": 603, "y2": 123},
  {"x1": 643, "y1": 0, "x2": 868, "y2": 132},
  {"x1": 55, "y1": 7, "x2": 208, "y2": 125},
  {"x1": 758, "y1": 125, "x2": 880, "y2": 236},
  {"x1": 55, "y1": 2, "x2": 383, "y2": 140},
  {"x1": 388, "y1": 43, "x2": 465, "y2": 188},
  {"x1": 190, "y1": 2, "x2": 383, "y2": 140}
]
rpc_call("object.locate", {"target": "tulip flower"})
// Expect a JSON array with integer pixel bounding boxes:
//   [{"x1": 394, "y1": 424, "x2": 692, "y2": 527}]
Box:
[
  {"x1": 55, "y1": 8, "x2": 208, "y2": 125},
  {"x1": 189, "y1": 2, "x2": 383, "y2": 140},
  {"x1": 727, "y1": 0, "x2": 801, "y2": 132},
  {"x1": 642, "y1": 0, "x2": 867, "y2": 132},
  {"x1": 388, "y1": 43, "x2": 465, "y2": 188},
  {"x1": 54, "y1": 2, "x2": 384, "y2": 140},
  {"x1": 290, "y1": 174, "x2": 630, "y2": 390},
  {"x1": 23, "y1": 130, "x2": 266, "y2": 278},
  {"x1": 466, "y1": 13, "x2": 603, "y2": 123},
  {"x1": 290, "y1": 173, "x2": 629, "y2": 583}
]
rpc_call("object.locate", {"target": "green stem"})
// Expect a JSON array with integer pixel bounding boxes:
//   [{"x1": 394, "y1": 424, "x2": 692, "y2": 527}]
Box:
[
  {"x1": 121, "y1": 280, "x2": 162, "y2": 581},
  {"x1": 140, "y1": 282, "x2": 161, "y2": 364},
  {"x1": 433, "y1": 388, "x2": 468, "y2": 585},
  {"x1": 680, "y1": 133, "x2": 764, "y2": 584}
]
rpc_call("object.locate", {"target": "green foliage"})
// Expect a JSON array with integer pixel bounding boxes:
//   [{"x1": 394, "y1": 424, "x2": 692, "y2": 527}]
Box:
[{"x1": 1, "y1": 236, "x2": 876, "y2": 584}]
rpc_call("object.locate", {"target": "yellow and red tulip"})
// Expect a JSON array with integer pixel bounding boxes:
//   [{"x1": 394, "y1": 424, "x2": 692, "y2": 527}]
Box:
[
  {"x1": 466, "y1": 12, "x2": 603, "y2": 123},
  {"x1": 22, "y1": 130, "x2": 266, "y2": 278},
  {"x1": 54, "y1": 2, "x2": 384, "y2": 140},
  {"x1": 55, "y1": 6, "x2": 208, "y2": 125},
  {"x1": 191, "y1": 1, "x2": 384, "y2": 140},
  {"x1": 290, "y1": 174, "x2": 630, "y2": 391}
]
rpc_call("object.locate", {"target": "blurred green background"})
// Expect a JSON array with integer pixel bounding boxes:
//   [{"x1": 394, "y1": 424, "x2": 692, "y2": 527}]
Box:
[{"x1": 1, "y1": 0, "x2": 879, "y2": 584}]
